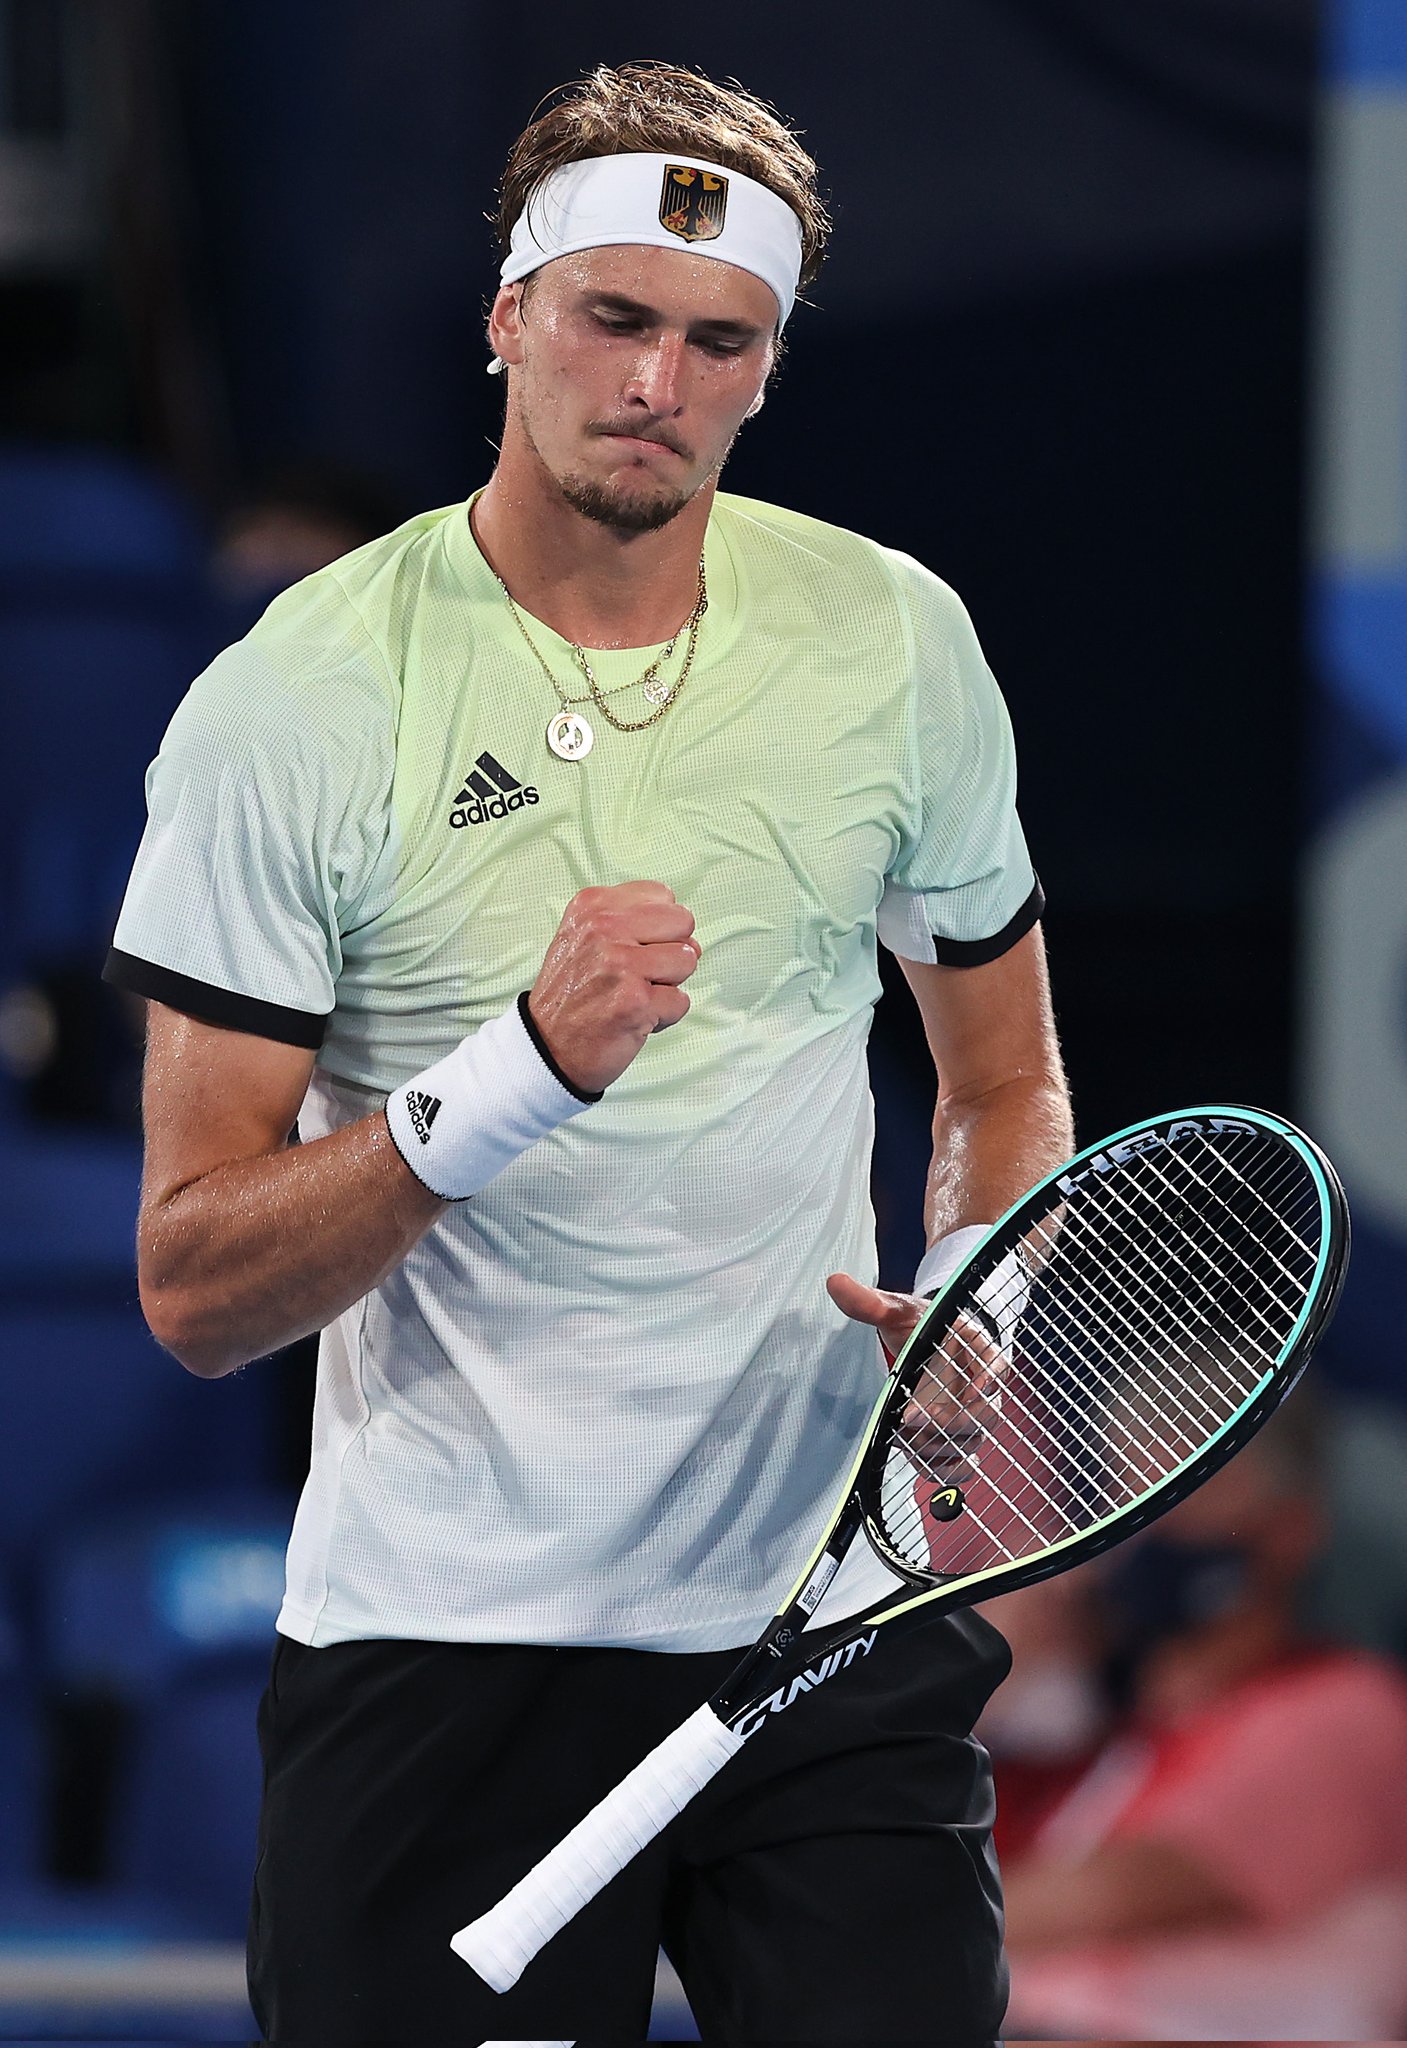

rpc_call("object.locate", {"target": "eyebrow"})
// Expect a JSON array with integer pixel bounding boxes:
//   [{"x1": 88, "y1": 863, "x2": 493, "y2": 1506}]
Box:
[{"x1": 584, "y1": 291, "x2": 766, "y2": 341}]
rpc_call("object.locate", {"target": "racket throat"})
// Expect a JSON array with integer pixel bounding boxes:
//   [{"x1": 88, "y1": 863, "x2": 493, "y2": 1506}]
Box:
[{"x1": 721, "y1": 1627, "x2": 881, "y2": 1739}]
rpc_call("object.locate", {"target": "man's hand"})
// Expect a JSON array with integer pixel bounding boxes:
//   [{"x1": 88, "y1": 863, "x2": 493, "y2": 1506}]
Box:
[
  {"x1": 825, "y1": 1273, "x2": 927, "y2": 1366},
  {"x1": 828, "y1": 1272, "x2": 1005, "y2": 1476},
  {"x1": 528, "y1": 882, "x2": 701, "y2": 1094},
  {"x1": 897, "y1": 1317, "x2": 1005, "y2": 1475}
]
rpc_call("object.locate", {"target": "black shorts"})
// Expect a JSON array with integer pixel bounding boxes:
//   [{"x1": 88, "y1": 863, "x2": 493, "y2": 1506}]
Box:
[{"x1": 248, "y1": 1611, "x2": 1011, "y2": 2043}]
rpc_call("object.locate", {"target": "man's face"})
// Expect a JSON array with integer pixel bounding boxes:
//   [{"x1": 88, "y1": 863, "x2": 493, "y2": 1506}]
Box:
[{"x1": 490, "y1": 245, "x2": 778, "y2": 533}]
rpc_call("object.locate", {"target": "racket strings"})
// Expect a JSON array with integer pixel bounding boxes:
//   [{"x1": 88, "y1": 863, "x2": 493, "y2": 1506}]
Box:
[
  {"x1": 892, "y1": 1155, "x2": 1276, "y2": 1496},
  {"x1": 1182, "y1": 1142, "x2": 1322, "y2": 1269},
  {"x1": 884, "y1": 1282, "x2": 1172, "y2": 1561},
  {"x1": 882, "y1": 1303, "x2": 1152, "y2": 1559},
  {"x1": 904, "y1": 1264, "x2": 1157, "y2": 1508},
  {"x1": 1127, "y1": 1147, "x2": 1319, "y2": 1330},
  {"x1": 880, "y1": 1138, "x2": 1314, "y2": 1570},
  {"x1": 1023, "y1": 1203, "x2": 1266, "y2": 1432},
  {"x1": 870, "y1": 1127, "x2": 1325, "y2": 1579},
  {"x1": 1035, "y1": 1136, "x2": 1319, "y2": 1396}
]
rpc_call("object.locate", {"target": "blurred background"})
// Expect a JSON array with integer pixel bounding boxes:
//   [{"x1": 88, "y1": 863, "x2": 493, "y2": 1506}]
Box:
[{"x1": 0, "y1": 0, "x2": 1404, "y2": 2038}]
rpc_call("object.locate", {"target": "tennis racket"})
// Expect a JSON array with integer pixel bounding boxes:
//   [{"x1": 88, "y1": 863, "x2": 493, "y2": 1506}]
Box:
[{"x1": 452, "y1": 1103, "x2": 1349, "y2": 1992}]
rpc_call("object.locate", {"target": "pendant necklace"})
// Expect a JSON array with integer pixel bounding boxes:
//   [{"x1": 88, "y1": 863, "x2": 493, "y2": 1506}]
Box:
[{"x1": 495, "y1": 557, "x2": 708, "y2": 760}]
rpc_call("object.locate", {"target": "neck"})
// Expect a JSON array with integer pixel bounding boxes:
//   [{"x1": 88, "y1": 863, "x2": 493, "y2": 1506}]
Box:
[{"x1": 472, "y1": 424, "x2": 713, "y2": 650}]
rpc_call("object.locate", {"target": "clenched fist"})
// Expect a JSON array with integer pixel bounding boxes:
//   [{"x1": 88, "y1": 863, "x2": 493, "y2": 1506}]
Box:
[{"x1": 528, "y1": 881, "x2": 701, "y2": 1095}]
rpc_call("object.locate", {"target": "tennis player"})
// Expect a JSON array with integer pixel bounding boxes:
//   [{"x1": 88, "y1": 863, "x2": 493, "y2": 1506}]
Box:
[{"x1": 106, "y1": 62, "x2": 1073, "y2": 2041}]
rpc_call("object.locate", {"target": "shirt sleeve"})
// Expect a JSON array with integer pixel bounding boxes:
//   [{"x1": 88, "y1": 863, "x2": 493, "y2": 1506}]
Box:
[
  {"x1": 875, "y1": 549, "x2": 1042, "y2": 966},
  {"x1": 103, "y1": 579, "x2": 396, "y2": 1048},
  {"x1": 1117, "y1": 1660, "x2": 1407, "y2": 1923}
]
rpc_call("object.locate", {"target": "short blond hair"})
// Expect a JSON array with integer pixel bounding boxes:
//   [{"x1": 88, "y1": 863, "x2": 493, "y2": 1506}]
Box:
[{"x1": 495, "y1": 61, "x2": 830, "y2": 293}]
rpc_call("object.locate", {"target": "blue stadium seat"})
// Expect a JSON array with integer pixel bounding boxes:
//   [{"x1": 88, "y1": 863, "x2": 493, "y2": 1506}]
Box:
[
  {"x1": 0, "y1": 1586, "x2": 40, "y2": 1886},
  {"x1": 0, "y1": 1308, "x2": 277, "y2": 1574},
  {"x1": 113, "y1": 1669, "x2": 266, "y2": 1937},
  {"x1": 0, "y1": 448, "x2": 215, "y2": 991},
  {"x1": 44, "y1": 1501, "x2": 291, "y2": 1936},
  {"x1": 45, "y1": 1498, "x2": 291, "y2": 1701},
  {"x1": 0, "y1": 448, "x2": 205, "y2": 585},
  {"x1": 0, "y1": 1129, "x2": 142, "y2": 1296}
]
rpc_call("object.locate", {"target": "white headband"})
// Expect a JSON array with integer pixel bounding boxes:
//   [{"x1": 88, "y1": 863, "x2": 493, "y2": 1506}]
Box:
[{"x1": 492, "y1": 151, "x2": 803, "y2": 371}]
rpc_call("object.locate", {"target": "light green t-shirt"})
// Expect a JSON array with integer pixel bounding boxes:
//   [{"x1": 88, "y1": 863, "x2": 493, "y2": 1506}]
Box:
[{"x1": 109, "y1": 491, "x2": 1041, "y2": 1651}]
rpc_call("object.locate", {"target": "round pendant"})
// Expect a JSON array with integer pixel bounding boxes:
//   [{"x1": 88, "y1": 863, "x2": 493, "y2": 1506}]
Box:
[
  {"x1": 547, "y1": 710, "x2": 593, "y2": 760},
  {"x1": 642, "y1": 676, "x2": 673, "y2": 707}
]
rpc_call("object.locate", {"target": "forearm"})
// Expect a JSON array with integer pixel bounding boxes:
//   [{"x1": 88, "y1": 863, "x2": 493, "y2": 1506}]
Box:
[
  {"x1": 923, "y1": 1069, "x2": 1073, "y2": 1245},
  {"x1": 139, "y1": 1112, "x2": 446, "y2": 1378},
  {"x1": 1003, "y1": 1838, "x2": 1248, "y2": 1950}
]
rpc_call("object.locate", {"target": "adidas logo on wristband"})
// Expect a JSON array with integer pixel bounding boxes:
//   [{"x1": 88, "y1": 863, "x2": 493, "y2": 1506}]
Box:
[{"x1": 404, "y1": 1089, "x2": 442, "y2": 1145}]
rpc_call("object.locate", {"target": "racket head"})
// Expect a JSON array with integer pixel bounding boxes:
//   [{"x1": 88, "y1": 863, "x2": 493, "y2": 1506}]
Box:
[{"x1": 856, "y1": 1105, "x2": 1349, "y2": 1612}]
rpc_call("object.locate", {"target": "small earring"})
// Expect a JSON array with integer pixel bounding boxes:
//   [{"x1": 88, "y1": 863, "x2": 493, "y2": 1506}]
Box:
[
  {"x1": 486, "y1": 356, "x2": 506, "y2": 376},
  {"x1": 745, "y1": 392, "x2": 764, "y2": 419}
]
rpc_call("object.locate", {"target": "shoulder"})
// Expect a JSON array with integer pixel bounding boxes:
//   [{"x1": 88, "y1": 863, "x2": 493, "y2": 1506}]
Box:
[
  {"x1": 249, "y1": 503, "x2": 463, "y2": 697},
  {"x1": 169, "y1": 508, "x2": 463, "y2": 769},
  {"x1": 716, "y1": 494, "x2": 966, "y2": 609},
  {"x1": 715, "y1": 493, "x2": 979, "y2": 675}
]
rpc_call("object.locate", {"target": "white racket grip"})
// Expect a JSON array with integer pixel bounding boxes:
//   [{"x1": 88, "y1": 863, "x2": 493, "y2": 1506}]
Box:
[{"x1": 451, "y1": 1702, "x2": 745, "y2": 1992}]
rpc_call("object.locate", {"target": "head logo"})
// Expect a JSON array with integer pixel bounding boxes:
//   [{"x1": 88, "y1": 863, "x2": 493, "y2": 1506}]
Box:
[
  {"x1": 450, "y1": 750, "x2": 540, "y2": 828},
  {"x1": 1056, "y1": 1116, "x2": 1259, "y2": 1196},
  {"x1": 659, "y1": 165, "x2": 728, "y2": 244}
]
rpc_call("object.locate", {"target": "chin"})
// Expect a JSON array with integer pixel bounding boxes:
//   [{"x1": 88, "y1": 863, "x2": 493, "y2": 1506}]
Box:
[{"x1": 559, "y1": 471, "x2": 694, "y2": 535}]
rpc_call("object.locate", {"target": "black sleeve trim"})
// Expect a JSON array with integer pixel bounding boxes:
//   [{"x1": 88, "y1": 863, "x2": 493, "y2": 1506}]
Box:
[
  {"x1": 928, "y1": 878, "x2": 1045, "y2": 969},
  {"x1": 516, "y1": 990, "x2": 603, "y2": 1104},
  {"x1": 103, "y1": 948, "x2": 329, "y2": 1050}
]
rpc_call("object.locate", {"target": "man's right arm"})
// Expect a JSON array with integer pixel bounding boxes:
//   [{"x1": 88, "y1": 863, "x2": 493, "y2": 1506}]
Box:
[
  {"x1": 136, "y1": 880, "x2": 700, "y2": 1380},
  {"x1": 137, "y1": 1004, "x2": 448, "y2": 1379}
]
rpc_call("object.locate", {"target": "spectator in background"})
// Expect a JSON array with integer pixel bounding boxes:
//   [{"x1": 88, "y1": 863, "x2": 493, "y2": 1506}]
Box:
[
  {"x1": 976, "y1": 1573, "x2": 1109, "y2": 1865},
  {"x1": 999, "y1": 1399, "x2": 1407, "y2": 2040},
  {"x1": 210, "y1": 463, "x2": 404, "y2": 625}
]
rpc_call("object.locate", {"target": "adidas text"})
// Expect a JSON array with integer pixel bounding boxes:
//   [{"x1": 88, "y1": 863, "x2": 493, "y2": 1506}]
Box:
[
  {"x1": 450, "y1": 749, "x2": 539, "y2": 827},
  {"x1": 451, "y1": 787, "x2": 539, "y2": 828}
]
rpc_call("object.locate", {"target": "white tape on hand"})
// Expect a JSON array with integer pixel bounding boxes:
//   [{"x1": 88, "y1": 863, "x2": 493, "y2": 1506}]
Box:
[{"x1": 385, "y1": 994, "x2": 598, "y2": 1201}]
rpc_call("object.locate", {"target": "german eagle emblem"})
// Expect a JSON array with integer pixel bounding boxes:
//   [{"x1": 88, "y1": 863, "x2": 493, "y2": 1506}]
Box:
[{"x1": 659, "y1": 165, "x2": 728, "y2": 243}]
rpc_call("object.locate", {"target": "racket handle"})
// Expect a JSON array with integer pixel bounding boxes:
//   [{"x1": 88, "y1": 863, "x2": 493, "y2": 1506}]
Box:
[{"x1": 451, "y1": 1701, "x2": 745, "y2": 1991}]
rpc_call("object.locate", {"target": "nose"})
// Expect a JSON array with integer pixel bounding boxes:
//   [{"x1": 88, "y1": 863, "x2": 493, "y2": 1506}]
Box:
[{"x1": 623, "y1": 332, "x2": 687, "y2": 416}]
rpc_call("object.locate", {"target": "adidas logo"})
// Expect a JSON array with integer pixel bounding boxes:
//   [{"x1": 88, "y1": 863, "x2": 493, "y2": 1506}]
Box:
[
  {"x1": 450, "y1": 750, "x2": 540, "y2": 828},
  {"x1": 405, "y1": 1089, "x2": 442, "y2": 1145}
]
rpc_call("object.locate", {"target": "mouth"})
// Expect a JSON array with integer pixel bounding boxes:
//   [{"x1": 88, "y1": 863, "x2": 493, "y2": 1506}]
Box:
[{"x1": 598, "y1": 430, "x2": 688, "y2": 461}]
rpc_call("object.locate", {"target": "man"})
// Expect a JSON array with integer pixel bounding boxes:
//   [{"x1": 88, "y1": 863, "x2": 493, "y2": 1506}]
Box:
[{"x1": 106, "y1": 61, "x2": 1071, "y2": 2041}]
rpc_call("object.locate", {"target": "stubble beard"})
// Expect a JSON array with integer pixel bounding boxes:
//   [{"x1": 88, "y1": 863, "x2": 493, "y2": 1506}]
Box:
[
  {"x1": 517, "y1": 401, "x2": 735, "y2": 535},
  {"x1": 556, "y1": 468, "x2": 695, "y2": 535}
]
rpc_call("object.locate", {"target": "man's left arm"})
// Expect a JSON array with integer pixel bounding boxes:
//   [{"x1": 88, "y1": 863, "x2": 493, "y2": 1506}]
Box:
[{"x1": 827, "y1": 923, "x2": 1072, "y2": 1353}]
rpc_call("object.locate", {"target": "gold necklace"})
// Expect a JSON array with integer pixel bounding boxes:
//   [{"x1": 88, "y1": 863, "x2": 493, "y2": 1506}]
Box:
[{"x1": 496, "y1": 558, "x2": 708, "y2": 760}]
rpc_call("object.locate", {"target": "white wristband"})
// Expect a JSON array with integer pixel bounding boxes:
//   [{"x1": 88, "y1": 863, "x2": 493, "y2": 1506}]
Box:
[
  {"x1": 915, "y1": 1223, "x2": 1030, "y2": 1346},
  {"x1": 385, "y1": 994, "x2": 598, "y2": 1200},
  {"x1": 914, "y1": 1224, "x2": 991, "y2": 1298}
]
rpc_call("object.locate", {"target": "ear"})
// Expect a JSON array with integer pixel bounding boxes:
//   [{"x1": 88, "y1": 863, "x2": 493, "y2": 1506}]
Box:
[{"x1": 487, "y1": 283, "x2": 527, "y2": 371}]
